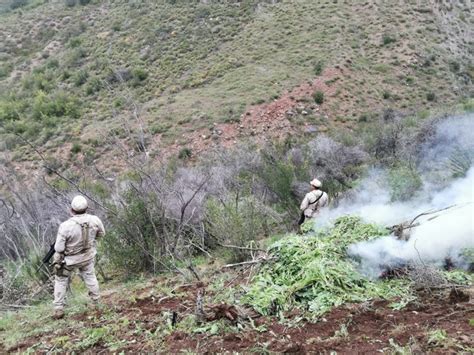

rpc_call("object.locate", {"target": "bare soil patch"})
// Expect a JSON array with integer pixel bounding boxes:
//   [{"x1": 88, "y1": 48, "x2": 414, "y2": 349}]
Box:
[{"x1": 6, "y1": 281, "x2": 473, "y2": 353}]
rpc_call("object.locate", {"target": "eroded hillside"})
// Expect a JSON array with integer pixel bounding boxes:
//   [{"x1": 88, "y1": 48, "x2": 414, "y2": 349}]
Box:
[{"x1": 0, "y1": 0, "x2": 472, "y2": 175}]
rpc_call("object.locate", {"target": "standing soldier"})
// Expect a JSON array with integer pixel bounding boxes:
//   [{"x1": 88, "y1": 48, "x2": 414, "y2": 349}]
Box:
[
  {"x1": 299, "y1": 178, "x2": 329, "y2": 226},
  {"x1": 52, "y1": 195, "x2": 105, "y2": 319}
]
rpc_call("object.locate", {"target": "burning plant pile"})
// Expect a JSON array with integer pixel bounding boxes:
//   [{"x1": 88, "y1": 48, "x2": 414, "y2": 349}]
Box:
[
  {"x1": 243, "y1": 216, "x2": 473, "y2": 317},
  {"x1": 243, "y1": 216, "x2": 415, "y2": 316}
]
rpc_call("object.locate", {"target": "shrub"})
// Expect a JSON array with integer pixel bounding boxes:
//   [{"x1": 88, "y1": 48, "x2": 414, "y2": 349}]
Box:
[
  {"x1": 113, "y1": 97, "x2": 125, "y2": 108},
  {"x1": 85, "y1": 77, "x2": 102, "y2": 95},
  {"x1": 71, "y1": 142, "x2": 82, "y2": 154},
  {"x1": 102, "y1": 190, "x2": 180, "y2": 275},
  {"x1": 258, "y1": 151, "x2": 298, "y2": 217},
  {"x1": 73, "y1": 70, "x2": 88, "y2": 86},
  {"x1": 388, "y1": 164, "x2": 422, "y2": 201},
  {"x1": 205, "y1": 195, "x2": 279, "y2": 262},
  {"x1": 32, "y1": 91, "x2": 80, "y2": 121},
  {"x1": 426, "y1": 92, "x2": 436, "y2": 102},
  {"x1": 306, "y1": 135, "x2": 368, "y2": 197},
  {"x1": 449, "y1": 61, "x2": 460, "y2": 72},
  {"x1": 0, "y1": 99, "x2": 22, "y2": 122},
  {"x1": 150, "y1": 122, "x2": 172, "y2": 134},
  {"x1": 112, "y1": 21, "x2": 121, "y2": 32},
  {"x1": 131, "y1": 68, "x2": 148, "y2": 86},
  {"x1": 383, "y1": 90, "x2": 391, "y2": 99},
  {"x1": 64, "y1": 0, "x2": 76, "y2": 7},
  {"x1": 22, "y1": 70, "x2": 55, "y2": 92},
  {"x1": 178, "y1": 147, "x2": 192, "y2": 159},
  {"x1": 61, "y1": 70, "x2": 71, "y2": 80},
  {"x1": 0, "y1": 65, "x2": 12, "y2": 79},
  {"x1": 314, "y1": 61, "x2": 324, "y2": 76},
  {"x1": 46, "y1": 59, "x2": 59, "y2": 69},
  {"x1": 382, "y1": 33, "x2": 396, "y2": 46},
  {"x1": 10, "y1": 0, "x2": 28, "y2": 10},
  {"x1": 68, "y1": 37, "x2": 82, "y2": 49},
  {"x1": 313, "y1": 90, "x2": 324, "y2": 105},
  {"x1": 446, "y1": 147, "x2": 473, "y2": 178}
]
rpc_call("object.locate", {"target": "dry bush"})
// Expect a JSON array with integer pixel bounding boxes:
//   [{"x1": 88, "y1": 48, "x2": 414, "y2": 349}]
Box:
[
  {"x1": 408, "y1": 262, "x2": 447, "y2": 291},
  {"x1": 305, "y1": 135, "x2": 368, "y2": 197}
]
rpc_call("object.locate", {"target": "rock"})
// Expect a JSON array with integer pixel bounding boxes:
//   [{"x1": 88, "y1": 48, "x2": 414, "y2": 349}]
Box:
[
  {"x1": 140, "y1": 45, "x2": 151, "y2": 60},
  {"x1": 305, "y1": 125, "x2": 318, "y2": 134},
  {"x1": 97, "y1": 31, "x2": 111, "y2": 40}
]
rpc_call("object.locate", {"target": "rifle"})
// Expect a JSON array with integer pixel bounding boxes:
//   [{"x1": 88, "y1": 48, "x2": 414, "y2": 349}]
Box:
[
  {"x1": 42, "y1": 243, "x2": 55, "y2": 264},
  {"x1": 298, "y1": 191, "x2": 325, "y2": 226},
  {"x1": 297, "y1": 211, "x2": 305, "y2": 226}
]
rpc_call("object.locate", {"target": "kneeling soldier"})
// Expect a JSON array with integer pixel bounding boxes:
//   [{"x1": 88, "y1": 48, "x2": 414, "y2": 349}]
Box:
[{"x1": 52, "y1": 195, "x2": 105, "y2": 319}]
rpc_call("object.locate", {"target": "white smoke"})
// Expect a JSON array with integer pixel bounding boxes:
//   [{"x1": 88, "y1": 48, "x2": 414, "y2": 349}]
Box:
[
  {"x1": 347, "y1": 169, "x2": 473, "y2": 277},
  {"x1": 315, "y1": 114, "x2": 474, "y2": 277}
]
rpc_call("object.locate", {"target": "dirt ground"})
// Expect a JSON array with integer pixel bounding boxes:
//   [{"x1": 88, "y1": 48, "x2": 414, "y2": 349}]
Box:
[{"x1": 5, "y1": 280, "x2": 473, "y2": 354}]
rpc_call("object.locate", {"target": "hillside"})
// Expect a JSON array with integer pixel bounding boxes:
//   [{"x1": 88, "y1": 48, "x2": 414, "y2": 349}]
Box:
[
  {"x1": 0, "y1": 0, "x2": 472, "y2": 175},
  {"x1": 1, "y1": 217, "x2": 473, "y2": 353}
]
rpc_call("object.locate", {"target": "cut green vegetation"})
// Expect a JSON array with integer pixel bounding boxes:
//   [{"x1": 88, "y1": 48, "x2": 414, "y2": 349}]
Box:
[{"x1": 243, "y1": 216, "x2": 414, "y2": 316}]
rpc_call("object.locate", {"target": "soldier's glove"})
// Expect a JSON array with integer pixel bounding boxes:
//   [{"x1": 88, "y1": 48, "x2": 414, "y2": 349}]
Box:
[
  {"x1": 52, "y1": 252, "x2": 67, "y2": 276},
  {"x1": 52, "y1": 252, "x2": 64, "y2": 264}
]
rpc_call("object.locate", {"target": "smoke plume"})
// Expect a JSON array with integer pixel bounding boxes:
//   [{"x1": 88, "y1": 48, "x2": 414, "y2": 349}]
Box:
[{"x1": 317, "y1": 114, "x2": 474, "y2": 277}]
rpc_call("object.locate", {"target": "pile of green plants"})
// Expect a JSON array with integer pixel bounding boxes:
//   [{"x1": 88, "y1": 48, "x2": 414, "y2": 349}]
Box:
[{"x1": 243, "y1": 216, "x2": 414, "y2": 316}]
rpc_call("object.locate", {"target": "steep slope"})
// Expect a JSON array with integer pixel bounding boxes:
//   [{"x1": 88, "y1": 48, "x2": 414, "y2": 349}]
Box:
[{"x1": 0, "y1": 0, "x2": 472, "y2": 174}]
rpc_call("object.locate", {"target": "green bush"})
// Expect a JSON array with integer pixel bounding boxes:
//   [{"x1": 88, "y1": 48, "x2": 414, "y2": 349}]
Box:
[
  {"x1": 0, "y1": 64, "x2": 13, "y2": 79},
  {"x1": 32, "y1": 91, "x2": 80, "y2": 121},
  {"x1": 102, "y1": 191, "x2": 176, "y2": 275},
  {"x1": 178, "y1": 147, "x2": 192, "y2": 159},
  {"x1": 205, "y1": 195, "x2": 277, "y2": 262},
  {"x1": 0, "y1": 99, "x2": 22, "y2": 122},
  {"x1": 68, "y1": 37, "x2": 82, "y2": 49},
  {"x1": 73, "y1": 70, "x2": 88, "y2": 86},
  {"x1": 258, "y1": 151, "x2": 298, "y2": 217},
  {"x1": 70, "y1": 142, "x2": 82, "y2": 154},
  {"x1": 313, "y1": 90, "x2": 324, "y2": 104},
  {"x1": 382, "y1": 33, "x2": 396, "y2": 46},
  {"x1": 446, "y1": 147, "x2": 473, "y2": 178},
  {"x1": 111, "y1": 21, "x2": 121, "y2": 32},
  {"x1": 131, "y1": 68, "x2": 148, "y2": 86},
  {"x1": 314, "y1": 61, "x2": 324, "y2": 76},
  {"x1": 10, "y1": 0, "x2": 28, "y2": 10},
  {"x1": 85, "y1": 77, "x2": 102, "y2": 95},
  {"x1": 388, "y1": 164, "x2": 422, "y2": 202},
  {"x1": 22, "y1": 70, "x2": 55, "y2": 92},
  {"x1": 426, "y1": 92, "x2": 436, "y2": 102}
]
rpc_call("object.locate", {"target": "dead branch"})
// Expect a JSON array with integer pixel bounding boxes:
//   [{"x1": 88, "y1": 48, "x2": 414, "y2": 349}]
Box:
[
  {"x1": 217, "y1": 243, "x2": 266, "y2": 253},
  {"x1": 222, "y1": 256, "x2": 277, "y2": 269}
]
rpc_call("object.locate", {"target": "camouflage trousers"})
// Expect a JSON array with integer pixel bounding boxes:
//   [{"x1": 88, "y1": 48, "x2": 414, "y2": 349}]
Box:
[{"x1": 53, "y1": 258, "x2": 99, "y2": 310}]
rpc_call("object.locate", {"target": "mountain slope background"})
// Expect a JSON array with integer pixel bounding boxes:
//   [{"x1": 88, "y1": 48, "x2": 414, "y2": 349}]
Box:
[{"x1": 0, "y1": 0, "x2": 472, "y2": 175}]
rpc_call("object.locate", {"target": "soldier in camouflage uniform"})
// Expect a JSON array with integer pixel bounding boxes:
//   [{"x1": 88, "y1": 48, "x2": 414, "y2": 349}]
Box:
[
  {"x1": 300, "y1": 178, "x2": 329, "y2": 223},
  {"x1": 52, "y1": 196, "x2": 105, "y2": 319}
]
